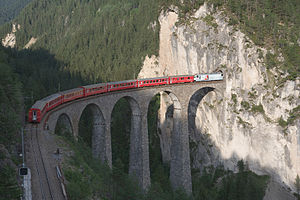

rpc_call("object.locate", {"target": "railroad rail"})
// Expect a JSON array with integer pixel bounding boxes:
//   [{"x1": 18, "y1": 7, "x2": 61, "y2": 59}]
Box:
[{"x1": 29, "y1": 124, "x2": 54, "y2": 200}]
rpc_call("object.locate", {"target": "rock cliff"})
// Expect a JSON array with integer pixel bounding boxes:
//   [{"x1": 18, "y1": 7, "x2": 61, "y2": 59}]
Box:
[
  {"x1": 1, "y1": 24, "x2": 20, "y2": 48},
  {"x1": 138, "y1": 3, "x2": 300, "y2": 195}
]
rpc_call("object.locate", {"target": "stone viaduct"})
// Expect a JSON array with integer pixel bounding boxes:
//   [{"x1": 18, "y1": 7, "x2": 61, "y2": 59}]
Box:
[{"x1": 40, "y1": 81, "x2": 224, "y2": 194}]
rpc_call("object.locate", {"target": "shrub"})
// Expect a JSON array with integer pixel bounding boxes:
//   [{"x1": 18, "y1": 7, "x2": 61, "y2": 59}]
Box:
[{"x1": 251, "y1": 104, "x2": 265, "y2": 114}]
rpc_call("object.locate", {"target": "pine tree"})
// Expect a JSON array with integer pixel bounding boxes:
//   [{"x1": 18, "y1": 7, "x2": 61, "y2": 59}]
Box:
[{"x1": 295, "y1": 175, "x2": 300, "y2": 200}]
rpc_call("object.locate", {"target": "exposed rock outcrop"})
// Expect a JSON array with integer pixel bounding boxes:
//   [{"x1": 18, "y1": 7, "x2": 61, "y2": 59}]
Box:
[
  {"x1": 139, "y1": 3, "x2": 300, "y2": 195},
  {"x1": 1, "y1": 24, "x2": 20, "y2": 48},
  {"x1": 24, "y1": 37, "x2": 37, "y2": 49}
]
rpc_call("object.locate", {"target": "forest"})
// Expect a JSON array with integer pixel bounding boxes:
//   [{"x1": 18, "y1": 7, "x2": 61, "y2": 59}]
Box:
[
  {"x1": 0, "y1": 0, "x2": 298, "y2": 83},
  {"x1": 0, "y1": 0, "x2": 32, "y2": 25},
  {"x1": 0, "y1": 0, "x2": 299, "y2": 199}
]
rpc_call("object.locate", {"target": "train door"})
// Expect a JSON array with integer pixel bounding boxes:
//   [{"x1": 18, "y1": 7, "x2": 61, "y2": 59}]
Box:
[{"x1": 32, "y1": 110, "x2": 37, "y2": 121}]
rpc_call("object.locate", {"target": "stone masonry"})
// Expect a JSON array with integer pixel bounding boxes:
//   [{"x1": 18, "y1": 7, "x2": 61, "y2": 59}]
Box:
[{"x1": 42, "y1": 81, "x2": 224, "y2": 193}]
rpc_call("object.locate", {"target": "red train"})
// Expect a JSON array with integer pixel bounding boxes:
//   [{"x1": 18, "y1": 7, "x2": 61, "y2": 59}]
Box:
[{"x1": 28, "y1": 73, "x2": 223, "y2": 123}]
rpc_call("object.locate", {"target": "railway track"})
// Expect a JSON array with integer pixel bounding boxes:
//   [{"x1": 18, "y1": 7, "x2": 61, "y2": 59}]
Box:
[{"x1": 29, "y1": 124, "x2": 54, "y2": 200}]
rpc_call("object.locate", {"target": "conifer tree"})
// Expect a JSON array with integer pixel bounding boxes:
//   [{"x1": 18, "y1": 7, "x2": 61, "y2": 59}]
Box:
[{"x1": 295, "y1": 175, "x2": 300, "y2": 200}]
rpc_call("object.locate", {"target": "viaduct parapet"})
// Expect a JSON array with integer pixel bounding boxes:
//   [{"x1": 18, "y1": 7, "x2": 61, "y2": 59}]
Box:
[{"x1": 40, "y1": 81, "x2": 224, "y2": 193}]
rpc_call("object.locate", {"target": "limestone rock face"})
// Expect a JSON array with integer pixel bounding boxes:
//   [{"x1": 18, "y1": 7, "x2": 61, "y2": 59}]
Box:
[
  {"x1": 1, "y1": 24, "x2": 20, "y2": 48},
  {"x1": 138, "y1": 3, "x2": 300, "y2": 192},
  {"x1": 24, "y1": 37, "x2": 37, "y2": 49},
  {"x1": 1, "y1": 23, "x2": 37, "y2": 49}
]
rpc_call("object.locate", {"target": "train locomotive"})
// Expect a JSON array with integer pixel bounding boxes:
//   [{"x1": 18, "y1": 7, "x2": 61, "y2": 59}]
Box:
[{"x1": 28, "y1": 72, "x2": 223, "y2": 123}]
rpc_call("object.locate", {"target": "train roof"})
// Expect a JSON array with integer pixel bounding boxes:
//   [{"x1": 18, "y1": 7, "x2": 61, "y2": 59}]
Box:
[
  {"x1": 169, "y1": 74, "x2": 194, "y2": 78},
  {"x1": 59, "y1": 87, "x2": 83, "y2": 95},
  {"x1": 108, "y1": 79, "x2": 137, "y2": 85},
  {"x1": 139, "y1": 76, "x2": 169, "y2": 81},
  {"x1": 81, "y1": 83, "x2": 107, "y2": 89},
  {"x1": 31, "y1": 100, "x2": 46, "y2": 109},
  {"x1": 31, "y1": 93, "x2": 61, "y2": 109}
]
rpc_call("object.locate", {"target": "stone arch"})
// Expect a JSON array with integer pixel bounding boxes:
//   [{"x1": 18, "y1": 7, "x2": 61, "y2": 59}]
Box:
[
  {"x1": 149, "y1": 90, "x2": 183, "y2": 165},
  {"x1": 110, "y1": 96, "x2": 142, "y2": 173},
  {"x1": 146, "y1": 90, "x2": 184, "y2": 187},
  {"x1": 78, "y1": 103, "x2": 106, "y2": 159},
  {"x1": 188, "y1": 87, "x2": 216, "y2": 136},
  {"x1": 188, "y1": 87, "x2": 221, "y2": 171},
  {"x1": 55, "y1": 113, "x2": 73, "y2": 137}
]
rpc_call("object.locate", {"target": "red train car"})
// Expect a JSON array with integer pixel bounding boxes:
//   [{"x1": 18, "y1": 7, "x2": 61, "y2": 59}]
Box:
[
  {"x1": 47, "y1": 94, "x2": 63, "y2": 111},
  {"x1": 170, "y1": 75, "x2": 194, "y2": 84},
  {"x1": 81, "y1": 83, "x2": 107, "y2": 97},
  {"x1": 28, "y1": 107, "x2": 42, "y2": 123},
  {"x1": 28, "y1": 73, "x2": 224, "y2": 123},
  {"x1": 107, "y1": 80, "x2": 138, "y2": 92},
  {"x1": 28, "y1": 93, "x2": 62, "y2": 123},
  {"x1": 60, "y1": 88, "x2": 84, "y2": 103},
  {"x1": 138, "y1": 77, "x2": 169, "y2": 87}
]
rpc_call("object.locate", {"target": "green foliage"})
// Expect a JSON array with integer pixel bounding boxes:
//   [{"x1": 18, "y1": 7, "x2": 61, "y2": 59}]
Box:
[
  {"x1": 0, "y1": 46, "x2": 84, "y2": 111},
  {"x1": 0, "y1": 165, "x2": 22, "y2": 200},
  {"x1": 277, "y1": 106, "x2": 299, "y2": 128},
  {"x1": 241, "y1": 101, "x2": 250, "y2": 110},
  {"x1": 147, "y1": 95, "x2": 165, "y2": 181},
  {"x1": 213, "y1": 0, "x2": 300, "y2": 78},
  {"x1": 231, "y1": 93, "x2": 237, "y2": 104},
  {"x1": 278, "y1": 116, "x2": 288, "y2": 128},
  {"x1": 237, "y1": 160, "x2": 244, "y2": 172},
  {"x1": 64, "y1": 168, "x2": 92, "y2": 200},
  {"x1": 265, "y1": 52, "x2": 278, "y2": 69},
  {"x1": 192, "y1": 164, "x2": 269, "y2": 200},
  {"x1": 251, "y1": 103, "x2": 265, "y2": 114},
  {"x1": 78, "y1": 107, "x2": 94, "y2": 147},
  {"x1": 1, "y1": 0, "x2": 162, "y2": 82},
  {"x1": 295, "y1": 174, "x2": 300, "y2": 200},
  {"x1": 62, "y1": 139, "x2": 113, "y2": 199},
  {"x1": 287, "y1": 105, "x2": 300, "y2": 125},
  {"x1": 0, "y1": 0, "x2": 32, "y2": 25},
  {"x1": 111, "y1": 98, "x2": 131, "y2": 173},
  {"x1": 0, "y1": 46, "x2": 22, "y2": 148},
  {"x1": 0, "y1": 45, "x2": 83, "y2": 199},
  {"x1": 202, "y1": 15, "x2": 218, "y2": 29}
]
